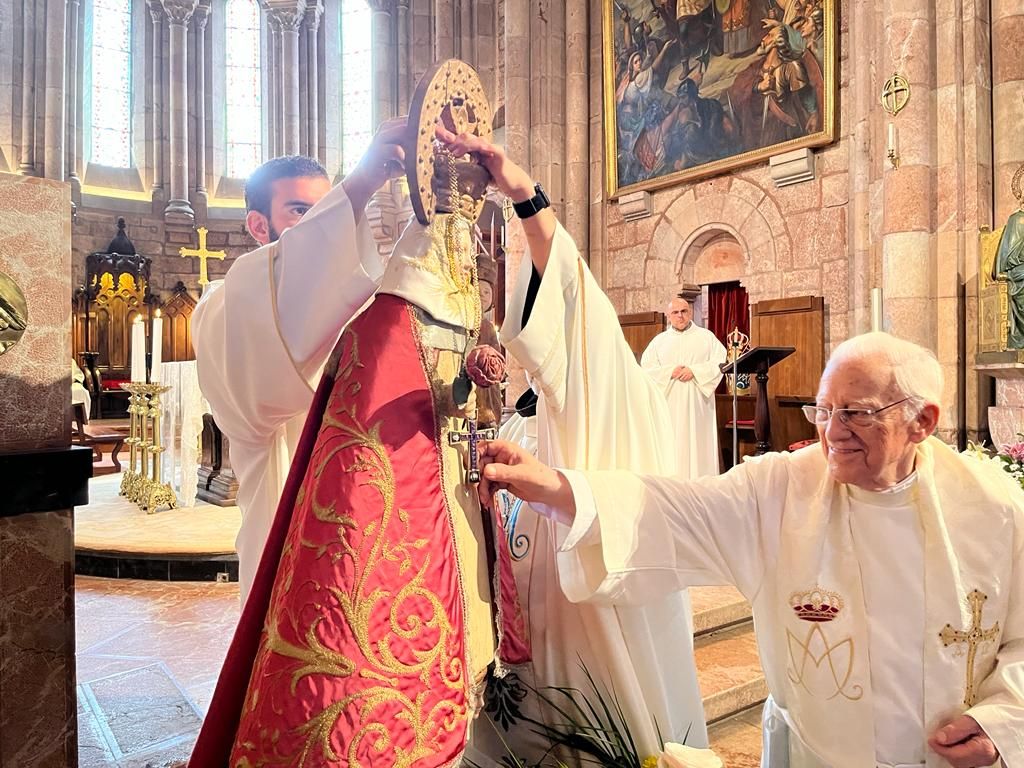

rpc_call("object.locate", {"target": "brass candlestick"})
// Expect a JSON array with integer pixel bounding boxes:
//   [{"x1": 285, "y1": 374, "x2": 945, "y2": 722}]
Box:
[{"x1": 118, "y1": 382, "x2": 177, "y2": 512}]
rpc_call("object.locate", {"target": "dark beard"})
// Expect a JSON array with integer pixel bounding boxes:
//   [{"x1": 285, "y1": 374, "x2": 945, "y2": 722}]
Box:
[{"x1": 267, "y1": 224, "x2": 281, "y2": 243}]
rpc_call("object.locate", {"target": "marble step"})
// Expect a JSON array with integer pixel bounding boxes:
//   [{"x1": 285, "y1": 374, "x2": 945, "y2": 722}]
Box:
[
  {"x1": 694, "y1": 621, "x2": 768, "y2": 725},
  {"x1": 690, "y1": 585, "x2": 751, "y2": 635},
  {"x1": 708, "y1": 703, "x2": 764, "y2": 768}
]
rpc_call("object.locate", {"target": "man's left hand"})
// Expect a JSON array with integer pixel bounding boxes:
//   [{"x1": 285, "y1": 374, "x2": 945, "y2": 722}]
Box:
[
  {"x1": 434, "y1": 125, "x2": 535, "y2": 202},
  {"x1": 673, "y1": 366, "x2": 694, "y2": 382},
  {"x1": 928, "y1": 715, "x2": 999, "y2": 768}
]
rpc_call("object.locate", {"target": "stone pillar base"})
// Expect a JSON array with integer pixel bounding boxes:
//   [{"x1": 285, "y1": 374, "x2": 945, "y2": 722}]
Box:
[{"x1": 164, "y1": 199, "x2": 195, "y2": 224}]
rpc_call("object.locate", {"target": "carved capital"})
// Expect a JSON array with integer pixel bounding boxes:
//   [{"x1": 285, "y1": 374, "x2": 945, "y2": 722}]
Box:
[
  {"x1": 160, "y1": 0, "x2": 198, "y2": 25},
  {"x1": 262, "y1": 0, "x2": 306, "y2": 30},
  {"x1": 303, "y1": 0, "x2": 323, "y2": 29},
  {"x1": 194, "y1": 0, "x2": 211, "y2": 30},
  {"x1": 147, "y1": 0, "x2": 163, "y2": 24},
  {"x1": 366, "y1": 0, "x2": 394, "y2": 13}
]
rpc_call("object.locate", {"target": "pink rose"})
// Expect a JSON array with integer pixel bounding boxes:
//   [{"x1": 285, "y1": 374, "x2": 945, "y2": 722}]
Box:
[{"x1": 466, "y1": 345, "x2": 505, "y2": 389}]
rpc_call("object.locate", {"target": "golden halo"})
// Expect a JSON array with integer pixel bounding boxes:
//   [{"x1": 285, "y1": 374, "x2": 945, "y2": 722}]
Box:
[{"x1": 405, "y1": 59, "x2": 493, "y2": 226}]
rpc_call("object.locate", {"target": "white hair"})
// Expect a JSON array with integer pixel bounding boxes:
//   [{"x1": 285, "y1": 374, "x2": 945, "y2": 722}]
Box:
[{"x1": 824, "y1": 331, "x2": 943, "y2": 413}]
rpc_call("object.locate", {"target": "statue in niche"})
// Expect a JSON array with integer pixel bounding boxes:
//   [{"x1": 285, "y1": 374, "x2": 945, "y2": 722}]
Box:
[{"x1": 993, "y1": 165, "x2": 1024, "y2": 349}]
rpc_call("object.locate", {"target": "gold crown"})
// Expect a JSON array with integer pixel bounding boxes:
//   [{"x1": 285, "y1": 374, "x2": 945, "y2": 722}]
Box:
[{"x1": 789, "y1": 587, "x2": 844, "y2": 623}]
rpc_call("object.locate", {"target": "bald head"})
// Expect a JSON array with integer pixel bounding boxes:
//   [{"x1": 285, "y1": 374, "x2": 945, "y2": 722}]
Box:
[{"x1": 667, "y1": 297, "x2": 693, "y2": 331}]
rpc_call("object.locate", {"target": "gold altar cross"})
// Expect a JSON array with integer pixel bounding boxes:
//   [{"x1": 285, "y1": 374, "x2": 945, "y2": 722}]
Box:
[
  {"x1": 179, "y1": 227, "x2": 226, "y2": 288},
  {"x1": 939, "y1": 589, "x2": 1000, "y2": 706}
]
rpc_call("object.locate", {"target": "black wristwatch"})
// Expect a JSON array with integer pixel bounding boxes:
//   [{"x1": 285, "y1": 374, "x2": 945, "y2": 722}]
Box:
[{"x1": 512, "y1": 184, "x2": 551, "y2": 220}]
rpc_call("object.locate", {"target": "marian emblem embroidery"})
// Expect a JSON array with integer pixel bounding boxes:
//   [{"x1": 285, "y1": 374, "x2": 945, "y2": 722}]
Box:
[
  {"x1": 940, "y1": 589, "x2": 1000, "y2": 707},
  {"x1": 497, "y1": 490, "x2": 531, "y2": 561},
  {"x1": 786, "y1": 586, "x2": 864, "y2": 701}
]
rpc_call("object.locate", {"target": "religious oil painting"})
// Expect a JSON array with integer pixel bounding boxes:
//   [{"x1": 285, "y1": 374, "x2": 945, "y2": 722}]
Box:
[
  {"x1": 603, "y1": 0, "x2": 837, "y2": 197},
  {"x1": 0, "y1": 271, "x2": 28, "y2": 356}
]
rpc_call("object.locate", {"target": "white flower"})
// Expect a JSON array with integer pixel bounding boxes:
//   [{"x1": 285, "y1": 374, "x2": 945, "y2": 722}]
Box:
[{"x1": 658, "y1": 743, "x2": 724, "y2": 768}]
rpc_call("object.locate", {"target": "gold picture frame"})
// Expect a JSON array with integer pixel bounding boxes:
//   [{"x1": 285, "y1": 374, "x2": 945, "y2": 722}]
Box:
[{"x1": 603, "y1": 0, "x2": 838, "y2": 198}]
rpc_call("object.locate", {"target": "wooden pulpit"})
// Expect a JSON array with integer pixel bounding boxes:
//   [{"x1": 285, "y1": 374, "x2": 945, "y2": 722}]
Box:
[{"x1": 720, "y1": 346, "x2": 795, "y2": 455}]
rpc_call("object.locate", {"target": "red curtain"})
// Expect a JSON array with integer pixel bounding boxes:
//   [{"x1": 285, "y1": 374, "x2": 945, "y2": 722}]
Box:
[{"x1": 707, "y1": 281, "x2": 749, "y2": 346}]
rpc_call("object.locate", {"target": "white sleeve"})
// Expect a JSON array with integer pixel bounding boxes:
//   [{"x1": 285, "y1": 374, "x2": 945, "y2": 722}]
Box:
[
  {"x1": 191, "y1": 183, "x2": 382, "y2": 446},
  {"x1": 554, "y1": 457, "x2": 782, "y2": 606},
  {"x1": 969, "y1": 515, "x2": 1024, "y2": 764},
  {"x1": 687, "y1": 333, "x2": 727, "y2": 398},
  {"x1": 641, "y1": 336, "x2": 675, "y2": 391}
]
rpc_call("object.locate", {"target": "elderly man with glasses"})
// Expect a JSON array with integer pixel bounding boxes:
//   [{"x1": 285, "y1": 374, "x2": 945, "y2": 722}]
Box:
[{"x1": 478, "y1": 331, "x2": 1024, "y2": 768}]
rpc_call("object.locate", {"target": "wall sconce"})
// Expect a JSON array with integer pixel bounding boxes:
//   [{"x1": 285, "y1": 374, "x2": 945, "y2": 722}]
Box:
[{"x1": 881, "y1": 72, "x2": 910, "y2": 171}]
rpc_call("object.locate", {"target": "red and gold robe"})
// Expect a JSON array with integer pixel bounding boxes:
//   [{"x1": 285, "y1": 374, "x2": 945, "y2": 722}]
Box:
[{"x1": 189, "y1": 215, "x2": 528, "y2": 768}]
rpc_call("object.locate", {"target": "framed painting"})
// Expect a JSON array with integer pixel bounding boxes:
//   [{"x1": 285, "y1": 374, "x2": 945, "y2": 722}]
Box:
[{"x1": 603, "y1": 0, "x2": 838, "y2": 197}]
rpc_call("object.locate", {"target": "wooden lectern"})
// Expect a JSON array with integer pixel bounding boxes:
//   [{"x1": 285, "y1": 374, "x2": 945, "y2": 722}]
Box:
[{"x1": 720, "y1": 346, "x2": 795, "y2": 455}]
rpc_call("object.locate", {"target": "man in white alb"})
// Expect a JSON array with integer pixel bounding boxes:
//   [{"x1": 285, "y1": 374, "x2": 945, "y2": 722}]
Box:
[
  {"x1": 192, "y1": 123, "x2": 406, "y2": 602},
  {"x1": 480, "y1": 331, "x2": 1024, "y2": 768},
  {"x1": 641, "y1": 296, "x2": 727, "y2": 478}
]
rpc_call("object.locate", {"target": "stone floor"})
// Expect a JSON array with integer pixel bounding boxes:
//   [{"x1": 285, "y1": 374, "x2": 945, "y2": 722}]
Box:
[
  {"x1": 74, "y1": 577, "x2": 764, "y2": 767},
  {"x1": 75, "y1": 576, "x2": 239, "y2": 767}
]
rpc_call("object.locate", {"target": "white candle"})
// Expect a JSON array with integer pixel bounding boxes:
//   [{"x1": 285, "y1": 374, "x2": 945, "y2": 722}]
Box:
[
  {"x1": 151, "y1": 310, "x2": 163, "y2": 382},
  {"x1": 131, "y1": 316, "x2": 146, "y2": 382},
  {"x1": 870, "y1": 287, "x2": 883, "y2": 332}
]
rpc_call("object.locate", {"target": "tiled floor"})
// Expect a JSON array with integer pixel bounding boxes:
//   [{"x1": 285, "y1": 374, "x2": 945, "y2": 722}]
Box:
[
  {"x1": 75, "y1": 576, "x2": 764, "y2": 767},
  {"x1": 76, "y1": 576, "x2": 239, "y2": 767}
]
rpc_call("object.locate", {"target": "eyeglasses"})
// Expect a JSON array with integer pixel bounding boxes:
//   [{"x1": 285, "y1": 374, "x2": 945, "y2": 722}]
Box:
[{"x1": 802, "y1": 397, "x2": 915, "y2": 428}]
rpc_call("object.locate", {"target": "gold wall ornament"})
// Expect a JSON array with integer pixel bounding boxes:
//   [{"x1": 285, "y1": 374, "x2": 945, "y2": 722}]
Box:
[
  {"x1": 939, "y1": 589, "x2": 1000, "y2": 707},
  {"x1": 405, "y1": 59, "x2": 493, "y2": 226},
  {"x1": 0, "y1": 271, "x2": 28, "y2": 356},
  {"x1": 179, "y1": 226, "x2": 227, "y2": 288},
  {"x1": 880, "y1": 72, "x2": 911, "y2": 116}
]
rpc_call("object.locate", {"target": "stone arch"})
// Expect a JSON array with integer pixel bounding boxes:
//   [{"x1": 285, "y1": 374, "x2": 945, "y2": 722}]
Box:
[
  {"x1": 684, "y1": 228, "x2": 747, "y2": 286},
  {"x1": 645, "y1": 180, "x2": 791, "y2": 307}
]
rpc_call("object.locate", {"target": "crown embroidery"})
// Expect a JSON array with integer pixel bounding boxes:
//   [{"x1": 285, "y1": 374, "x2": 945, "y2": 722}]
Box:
[{"x1": 790, "y1": 586, "x2": 844, "y2": 623}]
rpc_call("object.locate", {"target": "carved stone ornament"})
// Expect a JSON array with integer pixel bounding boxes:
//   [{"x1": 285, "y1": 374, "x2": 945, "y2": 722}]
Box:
[
  {"x1": 160, "y1": 0, "x2": 199, "y2": 24},
  {"x1": 406, "y1": 59, "x2": 493, "y2": 226},
  {"x1": 263, "y1": 0, "x2": 307, "y2": 30},
  {"x1": 0, "y1": 271, "x2": 28, "y2": 356}
]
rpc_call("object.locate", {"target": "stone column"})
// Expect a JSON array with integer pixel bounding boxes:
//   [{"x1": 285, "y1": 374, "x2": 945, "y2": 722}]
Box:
[
  {"x1": 434, "y1": 0, "x2": 454, "y2": 60},
  {"x1": 161, "y1": 0, "x2": 198, "y2": 223},
  {"x1": 65, "y1": 0, "x2": 81, "y2": 194},
  {"x1": 265, "y1": 11, "x2": 279, "y2": 157},
  {"x1": 992, "y1": 1, "x2": 1024, "y2": 224},
  {"x1": 42, "y1": 0, "x2": 66, "y2": 180},
  {"x1": 503, "y1": 0, "x2": 530, "y2": 281},
  {"x1": 879, "y1": 0, "x2": 936, "y2": 351},
  {"x1": 304, "y1": 1, "x2": 323, "y2": 159},
  {"x1": 266, "y1": 0, "x2": 305, "y2": 156},
  {"x1": 564, "y1": 0, "x2": 588, "y2": 252},
  {"x1": 148, "y1": 0, "x2": 165, "y2": 200},
  {"x1": 369, "y1": 0, "x2": 396, "y2": 126},
  {"x1": 193, "y1": 0, "x2": 210, "y2": 212},
  {"x1": 396, "y1": 0, "x2": 410, "y2": 109},
  {"x1": 19, "y1": 0, "x2": 37, "y2": 175}
]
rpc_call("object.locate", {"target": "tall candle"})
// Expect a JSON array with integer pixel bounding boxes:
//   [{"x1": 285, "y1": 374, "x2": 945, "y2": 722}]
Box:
[
  {"x1": 151, "y1": 309, "x2": 163, "y2": 382},
  {"x1": 131, "y1": 316, "x2": 146, "y2": 382},
  {"x1": 870, "y1": 287, "x2": 883, "y2": 332}
]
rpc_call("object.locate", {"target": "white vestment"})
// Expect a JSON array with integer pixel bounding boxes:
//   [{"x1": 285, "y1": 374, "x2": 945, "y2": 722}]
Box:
[
  {"x1": 471, "y1": 224, "x2": 707, "y2": 762},
  {"x1": 558, "y1": 438, "x2": 1024, "y2": 768},
  {"x1": 640, "y1": 324, "x2": 726, "y2": 479},
  {"x1": 192, "y1": 184, "x2": 382, "y2": 602}
]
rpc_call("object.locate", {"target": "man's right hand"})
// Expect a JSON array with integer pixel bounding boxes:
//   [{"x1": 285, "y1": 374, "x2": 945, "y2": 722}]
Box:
[
  {"x1": 342, "y1": 117, "x2": 409, "y2": 219},
  {"x1": 671, "y1": 365, "x2": 694, "y2": 381},
  {"x1": 478, "y1": 440, "x2": 576, "y2": 522}
]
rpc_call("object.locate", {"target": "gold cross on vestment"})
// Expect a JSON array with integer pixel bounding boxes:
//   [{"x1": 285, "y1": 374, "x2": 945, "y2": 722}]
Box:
[
  {"x1": 179, "y1": 227, "x2": 226, "y2": 288},
  {"x1": 939, "y1": 589, "x2": 1000, "y2": 706}
]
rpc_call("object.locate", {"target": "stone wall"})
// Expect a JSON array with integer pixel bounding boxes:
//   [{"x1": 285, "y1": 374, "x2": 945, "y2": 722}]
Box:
[
  {"x1": 595, "y1": 6, "x2": 853, "y2": 352},
  {"x1": 71, "y1": 203, "x2": 248, "y2": 299}
]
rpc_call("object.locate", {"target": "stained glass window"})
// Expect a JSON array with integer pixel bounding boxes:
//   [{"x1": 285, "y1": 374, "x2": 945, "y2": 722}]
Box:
[
  {"x1": 225, "y1": 0, "x2": 263, "y2": 179},
  {"x1": 341, "y1": 0, "x2": 373, "y2": 174},
  {"x1": 88, "y1": 0, "x2": 133, "y2": 167}
]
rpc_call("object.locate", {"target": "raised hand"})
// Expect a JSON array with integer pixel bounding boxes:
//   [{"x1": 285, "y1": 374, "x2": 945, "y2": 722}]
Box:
[
  {"x1": 927, "y1": 715, "x2": 999, "y2": 768},
  {"x1": 433, "y1": 125, "x2": 535, "y2": 202},
  {"x1": 342, "y1": 116, "x2": 409, "y2": 217}
]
